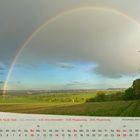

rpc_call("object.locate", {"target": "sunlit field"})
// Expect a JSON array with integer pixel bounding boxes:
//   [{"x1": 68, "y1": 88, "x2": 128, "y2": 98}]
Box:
[{"x1": 0, "y1": 90, "x2": 139, "y2": 117}]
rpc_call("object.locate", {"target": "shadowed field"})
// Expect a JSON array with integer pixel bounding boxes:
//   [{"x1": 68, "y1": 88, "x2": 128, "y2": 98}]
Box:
[
  {"x1": 0, "y1": 99, "x2": 139, "y2": 117},
  {"x1": 0, "y1": 90, "x2": 139, "y2": 116}
]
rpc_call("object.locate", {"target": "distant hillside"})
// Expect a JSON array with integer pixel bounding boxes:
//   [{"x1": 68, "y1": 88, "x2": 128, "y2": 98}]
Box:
[{"x1": 107, "y1": 88, "x2": 126, "y2": 90}]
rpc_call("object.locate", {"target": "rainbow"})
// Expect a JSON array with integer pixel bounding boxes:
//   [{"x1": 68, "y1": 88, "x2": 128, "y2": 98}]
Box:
[{"x1": 3, "y1": 6, "x2": 140, "y2": 94}]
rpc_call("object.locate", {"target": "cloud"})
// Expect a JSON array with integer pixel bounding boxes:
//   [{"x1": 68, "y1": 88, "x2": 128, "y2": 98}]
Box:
[
  {"x1": 16, "y1": 10, "x2": 140, "y2": 78},
  {"x1": 56, "y1": 62, "x2": 75, "y2": 69},
  {"x1": 65, "y1": 81, "x2": 92, "y2": 87},
  {"x1": 0, "y1": 1, "x2": 140, "y2": 79},
  {"x1": 64, "y1": 81, "x2": 115, "y2": 89},
  {"x1": 1, "y1": 0, "x2": 140, "y2": 91}
]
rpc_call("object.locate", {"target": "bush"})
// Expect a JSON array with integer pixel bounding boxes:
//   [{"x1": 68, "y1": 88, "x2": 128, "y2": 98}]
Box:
[
  {"x1": 96, "y1": 91, "x2": 106, "y2": 101},
  {"x1": 86, "y1": 91, "x2": 124, "y2": 102},
  {"x1": 87, "y1": 91, "x2": 106, "y2": 102},
  {"x1": 86, "y1": 97, "x2": 95, "y2": 102}
]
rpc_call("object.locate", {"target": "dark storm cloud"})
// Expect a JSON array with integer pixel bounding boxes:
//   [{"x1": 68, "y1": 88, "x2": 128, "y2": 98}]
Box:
[
  {"x1": 17, "y1": 9, "x2": 140, "y2": 78},
  {"x1": 1, "y1": 0, "x2": 140, "y2": 79},
  {"x1": 0, "y1": 0, "x2": 65, "y2": 64}
]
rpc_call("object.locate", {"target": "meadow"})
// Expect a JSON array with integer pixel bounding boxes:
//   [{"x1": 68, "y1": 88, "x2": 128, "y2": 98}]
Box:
[{"x1": 0, "y1": 90, "x2": 139, "y2": 117}]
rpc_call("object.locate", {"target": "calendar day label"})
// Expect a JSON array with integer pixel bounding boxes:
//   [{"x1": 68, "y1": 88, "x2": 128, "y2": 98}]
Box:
[{"x1": 0, "y1": 112, "x2": 139, "y2": 140}]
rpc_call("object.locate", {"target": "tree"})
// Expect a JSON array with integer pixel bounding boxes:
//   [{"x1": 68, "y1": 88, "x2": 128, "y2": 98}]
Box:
[
  {"x1": 132, "y1": 79, "x2": 140, "y2": 99},
  {"x1": 124, "y1": 79, "x2": 140, "y2": 100},
  {"x1": 124, "y1": 87, "x2": 135, "y2": 100},
  {"x1": 95, "y1": 91, "x2": 106, "y2": 102},
  {"x1": 86, "y1": 91, "x2": 106, "y2": 102}
]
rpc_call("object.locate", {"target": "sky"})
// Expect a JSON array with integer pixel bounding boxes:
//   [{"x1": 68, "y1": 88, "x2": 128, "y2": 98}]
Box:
[{"x1": 0, "y1": 0, "x2": 140, "y2": 90}]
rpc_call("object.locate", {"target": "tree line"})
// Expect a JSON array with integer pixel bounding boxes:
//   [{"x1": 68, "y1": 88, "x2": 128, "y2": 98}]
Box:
[{"x1": 86, "y1": 79, "x2": 140, "y2": 102}]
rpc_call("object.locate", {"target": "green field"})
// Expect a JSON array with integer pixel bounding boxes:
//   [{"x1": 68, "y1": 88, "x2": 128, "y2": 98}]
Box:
[{"x1": 0, "y1": 91, "x2": 139, "y2": 117}]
